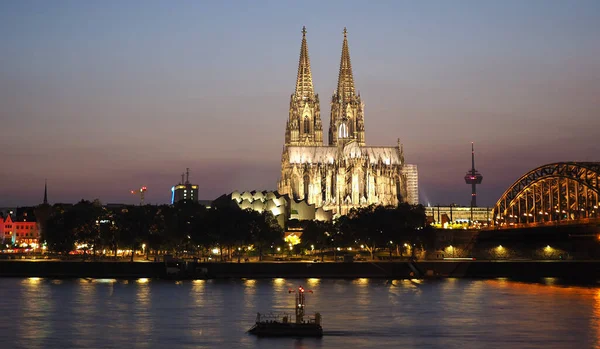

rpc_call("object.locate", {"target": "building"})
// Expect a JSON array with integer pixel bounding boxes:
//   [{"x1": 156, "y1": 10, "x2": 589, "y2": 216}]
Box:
[
  {"x1": 213, "y1": 190, "x2": 333, "y2": 228},
  {"x1": 277, "y1": 27, "x2": 417, "y2": 215},
  {"x1": 171, "y1": 168, "x2": 199, "y2": 204},
  {"x1": 426, "y1": 205, "x2": 493, "y2": 228},
  {"x1": 403, "y1": 164, "x2": 419, "y2": 205},
  {"x1": 0, "y1": 211, "x2": 40, "y2": 247},
  {"x1": 0, "y1": 182, "x2": 50, "y2": 247}
]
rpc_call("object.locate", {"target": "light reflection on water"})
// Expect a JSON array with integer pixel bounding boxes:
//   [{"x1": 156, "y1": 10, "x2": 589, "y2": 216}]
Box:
[{"x1": 1, "y1": 277, "x2": 600, "y2": 348}]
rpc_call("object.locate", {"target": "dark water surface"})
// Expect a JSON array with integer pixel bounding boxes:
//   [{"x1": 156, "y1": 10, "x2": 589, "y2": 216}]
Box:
[{"x1": 0, "y1": 277, "x2": 598, "y2": 348}]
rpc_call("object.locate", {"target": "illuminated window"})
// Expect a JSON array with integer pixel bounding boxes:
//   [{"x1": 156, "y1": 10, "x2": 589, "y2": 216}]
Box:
[{"x1": 339, "y1": 122, "x2": 348, "y2": 138}]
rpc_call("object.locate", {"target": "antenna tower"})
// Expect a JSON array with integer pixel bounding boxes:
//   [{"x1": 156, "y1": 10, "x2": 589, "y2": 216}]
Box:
[{"x1": 464, "y1": 142, "x2": 483, "y2": 222}]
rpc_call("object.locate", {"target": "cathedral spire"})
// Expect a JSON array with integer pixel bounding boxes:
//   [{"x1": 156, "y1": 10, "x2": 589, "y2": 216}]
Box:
[
  {"x1": 43, "y1": 179, "x2": 48, "y2": 204},
  {"x1": 294, "y1": 26, "x2": 314, "y2": 100},
  {"x1": 337, "y1": 27, "x2": 355, "y2": 103},
  {"x1": 286, "y1": 26, "x2": 322, "y2": 147}
]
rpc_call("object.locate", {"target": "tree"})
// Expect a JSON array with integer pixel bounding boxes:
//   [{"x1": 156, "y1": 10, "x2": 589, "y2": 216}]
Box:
[
  {"x1": 99, "y1": 216, "x2": 119, "y2": 259},
  {"x1": 45, "y1": 205, "x2": 76, "y2": 254},
  {"x1": 147, "y1": 205, "x2": 174, "y2": 259},
  {"x1": 204, "y1": 205, "x2": 241, "y2": 261},
  {"x1": 69, "y1": 200, "x2": 104, "y2": 259},
  {"x1": 250, "y1": 211, "x2": 284, "y2": 261},
  {"x1": 343, "y1": 205, "x2": 384, "y2": 260},
  {"x1": 301, "y1": 220, "x2": 331, "y2": 261},
  {"x1": 117, "y1": 205, "x2": 153, "y2": 262}
]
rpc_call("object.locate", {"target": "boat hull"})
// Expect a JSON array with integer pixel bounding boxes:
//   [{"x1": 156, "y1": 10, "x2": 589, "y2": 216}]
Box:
[{"x1": 248, "y1": 322, "x2": 323, "y2": 337}]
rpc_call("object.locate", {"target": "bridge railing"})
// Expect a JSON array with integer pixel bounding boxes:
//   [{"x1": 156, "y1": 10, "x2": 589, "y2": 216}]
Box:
[{"x1": 488, "y1": 217, "x2": 600, "y2": 230}]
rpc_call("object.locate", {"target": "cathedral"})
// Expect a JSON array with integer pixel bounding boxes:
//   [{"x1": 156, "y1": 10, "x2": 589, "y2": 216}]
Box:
[{"x1": 278, "y1": 27, "x2": 418, "y2": 215}]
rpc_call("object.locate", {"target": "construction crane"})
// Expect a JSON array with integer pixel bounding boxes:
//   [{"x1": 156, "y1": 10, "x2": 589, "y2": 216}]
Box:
[{"x1": 130, "y1": 186, "x2": 147, "y2": 206}]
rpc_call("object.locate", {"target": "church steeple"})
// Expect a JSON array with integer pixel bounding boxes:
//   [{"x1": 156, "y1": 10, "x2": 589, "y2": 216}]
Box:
[
  {"x1": 337, "y1": 27, "x2": 355, "y2": 103},
  {"x1": 329, "y1": 28, "x2": 365, "y2": 146},
  {"x1": 295, "y1": 26, "x2": 314, "y2": 100},
  {"x1": 43, "y1": 179, "x2": 48, "y2": 204},
  {"x1": 285, "y1": 26, "x2": 322, "y2": 147}
]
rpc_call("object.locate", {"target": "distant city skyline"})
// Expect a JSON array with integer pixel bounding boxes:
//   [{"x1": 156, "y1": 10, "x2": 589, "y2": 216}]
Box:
[{"x1": 1, "y1": 0, "x2": 599, "y2": 207}]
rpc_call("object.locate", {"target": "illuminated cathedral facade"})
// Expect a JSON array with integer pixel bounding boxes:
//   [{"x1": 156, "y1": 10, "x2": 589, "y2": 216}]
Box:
[{"x1": 278, "y1": 27, "x2": 418, "y2": 215}]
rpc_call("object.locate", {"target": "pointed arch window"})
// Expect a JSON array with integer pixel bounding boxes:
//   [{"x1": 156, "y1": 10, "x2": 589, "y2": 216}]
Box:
[
  {"x1": 338, "y1": 122, "x2": 348, "y2": 139},
  {"x1": 304, "y1": 116, "x2": 310, "y2": 134}
]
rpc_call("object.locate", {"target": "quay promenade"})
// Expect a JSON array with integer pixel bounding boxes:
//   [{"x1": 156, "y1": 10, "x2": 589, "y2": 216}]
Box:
[{"x1": 2, "y1": 259, "x2": 600, "y2": 282}]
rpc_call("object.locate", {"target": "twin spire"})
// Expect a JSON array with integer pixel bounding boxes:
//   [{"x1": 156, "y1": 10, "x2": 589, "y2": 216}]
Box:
[
  {"x1": 294, "y1": 26, "x2": 356, "y2": 102},
  {"x1": 289, "y1": 27, "x2": 362, "y2": 147}
]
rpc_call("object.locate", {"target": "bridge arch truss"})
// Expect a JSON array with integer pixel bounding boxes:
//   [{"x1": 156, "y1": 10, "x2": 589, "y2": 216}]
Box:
[{"x1": 492, "y1": 162, "x2": 600, "y2": 226}]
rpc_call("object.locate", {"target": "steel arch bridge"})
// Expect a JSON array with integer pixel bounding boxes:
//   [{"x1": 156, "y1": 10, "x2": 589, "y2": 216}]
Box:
[{"x1": 492, "y1": 162, "x2": 600, "y2": 227}]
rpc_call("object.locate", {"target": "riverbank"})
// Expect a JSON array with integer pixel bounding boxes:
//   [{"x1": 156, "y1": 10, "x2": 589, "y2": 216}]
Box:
[{"x1": 2, "y1": 260, "x2": 600, "y2": 281}]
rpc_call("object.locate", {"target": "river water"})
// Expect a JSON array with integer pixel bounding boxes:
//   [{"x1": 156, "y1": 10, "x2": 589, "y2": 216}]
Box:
[{"x1": 0, "y1": 277, "x2": 598, "y2": 348}]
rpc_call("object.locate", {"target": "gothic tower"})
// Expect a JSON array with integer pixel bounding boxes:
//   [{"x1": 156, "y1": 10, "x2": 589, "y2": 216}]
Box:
[
  {"x1": 279, "y1": 27, "x2": 412, "y2": 216},
  {"x1": 329, "y1": 28, "x2": 365, "y2": 147},
  {"x1": 34, "y1": 179, "x2": 51, "y2": 243},
  {"x1": 285, "y1": 26, "x2": 323, "y2": 147}
]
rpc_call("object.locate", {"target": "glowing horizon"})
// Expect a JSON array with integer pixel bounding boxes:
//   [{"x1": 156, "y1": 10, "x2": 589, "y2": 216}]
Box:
[{"x1": 1, "y1": 1, "x2": 599, "y2": 207}]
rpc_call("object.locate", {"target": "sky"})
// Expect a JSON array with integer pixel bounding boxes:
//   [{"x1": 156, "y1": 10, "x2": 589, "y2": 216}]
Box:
[{"x1": 1, "y1": 0, "x2": 599, "y2": 207}]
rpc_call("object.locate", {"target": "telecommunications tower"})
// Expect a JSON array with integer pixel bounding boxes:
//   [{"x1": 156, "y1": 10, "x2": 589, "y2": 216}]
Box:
[{"x1": 464, "y1": 143, "x2": 483, "y2": 221}]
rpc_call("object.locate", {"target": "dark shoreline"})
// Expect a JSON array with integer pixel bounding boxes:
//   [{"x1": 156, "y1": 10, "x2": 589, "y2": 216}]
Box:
[{"x1": 2, "y1": 260, "x2": 600, "y2": 283}]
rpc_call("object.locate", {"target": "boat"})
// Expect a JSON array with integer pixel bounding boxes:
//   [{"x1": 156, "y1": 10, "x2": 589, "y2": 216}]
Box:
[{"x1": 248, "y1": 285, "x2": 323, "y2": 337}]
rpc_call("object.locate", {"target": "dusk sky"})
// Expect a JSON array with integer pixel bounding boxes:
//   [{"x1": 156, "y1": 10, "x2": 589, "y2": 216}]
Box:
[{"x1": 1, "y1": 0, "x2": 599, "y2": 207}]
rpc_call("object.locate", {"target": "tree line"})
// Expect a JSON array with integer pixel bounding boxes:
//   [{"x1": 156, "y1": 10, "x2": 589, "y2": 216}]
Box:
[
  {"x1": 300, "y1": 204, "x2": 429, "y2": 260},
  {"x1": 42, "y1": 200, "x2": 429, "y2": 261}
]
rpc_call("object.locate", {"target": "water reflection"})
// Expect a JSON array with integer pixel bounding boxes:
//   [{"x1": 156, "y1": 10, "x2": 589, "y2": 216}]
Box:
[
  {"x1": 352, "y1": 278, "x2": 369, "y2": 286},
  {"x1": 191, "y1": 279, "x2": 205, "y2": 307},
  {"x1": 134, "y1": 280, "x2": 152, "y2": 348},
  {"x1": 25, "y1": 277, "x2": 41, "y2": 284},
  {"x1": 593, "y1": 289, "x2": 600, "y2": 348},
  {"x1": 16, "y1": 278, "x2": 53, "y2": 349},
  {"x1": 1, "y1": 278, "x2": 599, "y2": 348},
  {"x1": 70, "y1": 279, "x2": 97, "y2": 348},
  {"x1": 307, "y1": 278, "x2": 321, "y2": 287}
]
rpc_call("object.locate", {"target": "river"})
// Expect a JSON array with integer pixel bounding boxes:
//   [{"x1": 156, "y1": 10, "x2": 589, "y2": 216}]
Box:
[{"x1": 0, "y1": 277, "x2": 598, "y2": 348}]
